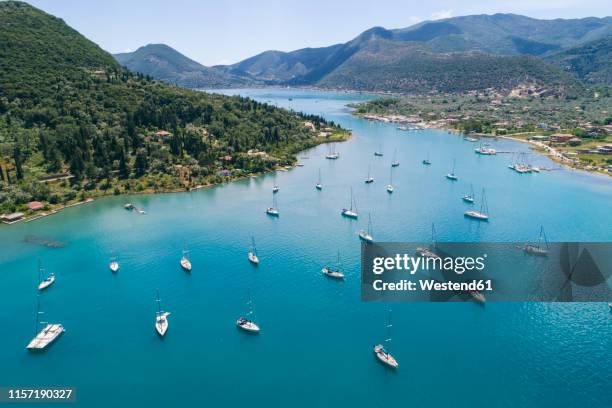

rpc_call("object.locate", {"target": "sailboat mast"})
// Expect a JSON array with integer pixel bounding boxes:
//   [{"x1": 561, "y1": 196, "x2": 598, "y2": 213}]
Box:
[
  {"x1": 386, "y1": 310, "x2": 393, "y2": 351},
  {"x1": 156, "y1": 290, "x2": 162, "y2": 315},
  {"x1": 34, "y1": 295, "x2": 41, "y2": 335}
]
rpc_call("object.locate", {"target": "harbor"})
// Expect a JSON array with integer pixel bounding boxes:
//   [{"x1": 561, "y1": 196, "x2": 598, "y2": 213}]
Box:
[{"x1": 1, "y1": 88, "x2": 611, "y2": 408}]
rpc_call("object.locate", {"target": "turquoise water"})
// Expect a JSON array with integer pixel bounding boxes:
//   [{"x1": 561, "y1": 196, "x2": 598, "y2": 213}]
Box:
[{"x1": 1, "y1": 88, "x2": 611, "y2": 407}]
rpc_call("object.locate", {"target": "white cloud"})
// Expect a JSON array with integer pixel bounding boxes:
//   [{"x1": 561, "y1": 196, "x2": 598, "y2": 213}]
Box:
[
  {"x1": 123, "y1": 48, "x2": 133, "y2": 53},
  {"x1": 430, "y1": 9, "x2": 453, "y2": 20}
]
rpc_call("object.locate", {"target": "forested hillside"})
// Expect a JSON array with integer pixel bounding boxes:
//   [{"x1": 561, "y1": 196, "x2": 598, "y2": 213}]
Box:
[{"x1": 0, "y1": 1, "x2": 344, "y2": 214}]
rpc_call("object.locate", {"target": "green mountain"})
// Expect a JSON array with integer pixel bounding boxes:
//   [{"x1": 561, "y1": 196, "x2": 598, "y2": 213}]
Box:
[
  {"x1": 0, "y1": 1, "x2": 342, "y2": 214},
  {"x1": 114, "y1": 44, "x2": 251, "y2": 88},
  {"x1": 546, "y1": 36, "x2": 612, "y2": 85},
  {"x1": 214, "y1": 14, "x2": 611, "y2": 94}
]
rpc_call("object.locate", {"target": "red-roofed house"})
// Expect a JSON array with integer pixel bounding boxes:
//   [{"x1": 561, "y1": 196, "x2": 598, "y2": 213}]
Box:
[{"x1": 27, "y1": 201, "x2": 44, "y2": 211}]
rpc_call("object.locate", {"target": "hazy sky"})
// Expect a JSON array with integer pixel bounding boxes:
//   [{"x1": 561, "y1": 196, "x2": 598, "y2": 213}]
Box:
[{"x1": 27, "y1": 0, "x2": 612, "y2": 66}]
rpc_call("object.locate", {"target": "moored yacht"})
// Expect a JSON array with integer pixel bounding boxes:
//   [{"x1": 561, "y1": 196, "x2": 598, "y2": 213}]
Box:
[
  {"x1": 446, "y1": 159, "x2": 458, "y2": 180},
  {"x1": 325, "y1": 143, "x2": 339, "y2": 159},
  {"x1": 373, "y1": 310, "x2": 398, "y2": 369},
  {"x1": 365, "y1": 165, "x2": 374, "y2": 183},
  {"x1": 341, "y1": 187, "x2": 358, "y2": 219},
  {"x1": 374, "y1": 144, "x2": 383, "y2": 157},
  {"x1": 464, "y1": 188, "x2": 489, "y2": 221},
  {"x1": 272, "y1": 185, "x2": 279, "y2": 193},
  {"x1": 391, "y1": 149, "x2": 400, "y2": 167},
  {"x1": 422, "y1": 152, "x2": 431, "y2": 165},
  {"x1": 462, "y1": 184, "x2": 475, "y2": 203},
  {"x1": 109, "y1": 256, "x2": 119, "y2": 272},
  {"x1": 236, "y1": 292, "x2": 260, "y2": 333},
  {"x1": 37, "y1": 261, "x2": 55, "y2": 291},
  {"x1": 386, "y1": 169, "x2": 394, "y2": 193},
  {"x1": 266, "y1": 192, "x2": 280, "y2": 216},
  {"x1": 315, "y1": 169, "x2": 323, "y2": 190},
  {"x1": 155, "y1": 290, "x2": 170, "y2": 337},
  {"x1": 27, "y1": 297, "x2": 64, "y2": 350},
  {"x1": 180, "y1": 244, "x2": 192, "y2": 272},
  {"x1": 248, "y1": 236, "x2": 260, "y2": 265},
  {"x1": 322, "y1": 251, "x2": 345, "y2": 280},
  {"x1": 358, "y1": 213, "x2": 374, "y2": 243},
  {"x1": 523, "y1": 226, "x2": 549, "y2": 256}
]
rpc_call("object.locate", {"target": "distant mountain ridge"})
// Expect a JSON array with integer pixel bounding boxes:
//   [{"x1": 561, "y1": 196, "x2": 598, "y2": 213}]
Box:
[
  {"x1": 114, "y1": 44, "x2": 252, "y2": 88},
  {"x1": 116, "y1": 13, "x2": 612, "y2": 94},
  {"x1": 546, "y1": 36, "x2": 612, "y2": 85}
]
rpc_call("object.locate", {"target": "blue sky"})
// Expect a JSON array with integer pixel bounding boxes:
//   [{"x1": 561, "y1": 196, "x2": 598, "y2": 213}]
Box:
[{"x1": 28, "y1": 0, "x2": 612, "y2": 66}]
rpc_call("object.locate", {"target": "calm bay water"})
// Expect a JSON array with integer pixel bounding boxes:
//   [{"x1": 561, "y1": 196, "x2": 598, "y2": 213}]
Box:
[{"x1": 1, "y1": 89, "x2": 611, "y2": 407}]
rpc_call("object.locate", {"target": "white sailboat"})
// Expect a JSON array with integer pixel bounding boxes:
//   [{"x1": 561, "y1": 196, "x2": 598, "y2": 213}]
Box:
[
  {"x1": 325, "y1": 143, "x2": 339, "y2": 159},
  {"x1": 155, "y1": 290, "x2": 170, "y2": 337},
  {"x1": 109, "y1": 256, "x2": 119, "y2": 272},
  {"x1": 464, "y1": 188, "x2": 489, "y2": 221},
  {"x1": 446, "y1": 159, "x2": 458, "y2": 180},
  {"x1": 315, "y1": 169, "x2": 323, "y2": 190},
  {"x1": 358, "y1": 213, "x2": 374, "y2": 243},
  {"x1": 266, "y1": 192, "x2": 280, "y2": 216},
  {"x1": 341, "y1": 188, "x2": 358, "y2": 219},
  {"x1": 322, "y1": 251, "x2": 345, "y2": 279},
  {"x1": 236, "y1": 292, "x2": 260, "y2": 333},
  {"x1": 373, "y1": 310, "x2": 399, "y2": 369},
  {"x1": 462, "y1": 184, "x2": 475, "y2": 203},
  {"x1": 272, "y1": 185, "x2": 279, "y2": 193},
  {"x1": 180, "y1": 243, "x2": 192, "y2": 272},
  {"x1": 365, "y1": 165, "x2": 374, "y2": 184},
  {"x1": 391, "y1": 149, "x2": 400, "y2": 167},
  {"x1": 523, "y1": 226, "x2": 549, "y2": 256},
  {"x1": 37, "y1": 260, "x2": 55, "y2": 291},
  {"x1": 248, "y1": 236, "x2": 260, "y2": 265},
  {"x1": 386, "y1": 168, "x2": 394, "y2": 193},
  {"x1": 27, "y1": 296, "x2": 64, "y2": 350},
  {"x1": 416, "y1": 223, "x2": 440, "y2": 259}
]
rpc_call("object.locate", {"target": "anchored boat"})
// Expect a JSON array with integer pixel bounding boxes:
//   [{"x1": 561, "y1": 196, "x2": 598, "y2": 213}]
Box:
[
  {"x1": 236, "y1": 292, "x2": 260, "y2": 333},
  {"x1": 462, "y1": 184, "x2": 475, "y2": 203},
  {"x1": 386, "y1": 168, "x2": 394, "y2": 193},
  {"x1": 180, "y1": 243, "x2": 192, "y2": 272},
  {"x1": 464, "y1": 189, "x2": 489, "y2": 221},
  {"x1": 391, "y1": 149, "x2": 400, "y2": 167},
  {"x1": 374, "y1": 144, "x2": 383, "y2": 157},
  {"x1": 109, "y1": 256, "x2": 119, "y2": 272},
  {"x1": 358, "y1": 213, "x2": 374, "y2": 243},
  {"x1": 266, "y1": 192, "x2": 280, "y2": 216},
  {"x1": 37, "y1": 260, "x2": 55, "y2": 291},
  {"x1": 325, "y1": 143, "x2": 339, "y2": 159},
  {"x1": 27, "y1": 296, "x2": 64, "y2": 350},
  {"x1": 523, "y1": 226, "x2": 549, "y2": 256},
  {"x1": 315, "y1": 169, "x2": 323, "y2": 190},
  {"x1": 155, "y1": 290, "x2": 170, "y2": 337},
  {"x1": 446, "y1": 160, "x2": 458, "y2": 180},
  {"x1": 365, "y1": 165, "x2": 374, "y2": 184},
  {"x1": 341, "y1": 188, "x2": 358, "y2": 219},
  {"x1": 322, "y1": 251, "x2": 345, "y2": 280},
  {"x1": 248, "y1": 236, "x2": 260, "y2": 265},
  {"x1": 373, "y1": 310, "x2": 398, "y2": 369},
  {"x1": 422, "y1": 152, "x2": 431, "y2": 165}
]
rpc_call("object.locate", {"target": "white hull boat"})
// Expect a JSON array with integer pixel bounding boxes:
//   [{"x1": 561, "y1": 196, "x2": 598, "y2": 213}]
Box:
[
  {"x1": 386, "y1": 185, "x2": 394, "y2": 193},
  {"x1": 237, "y1": 318, "x2": 260, "y2": 333},
  {"x1": 266, "y1": 207, "x2": 279, "y2": 216},
  {"x1": 464, "y1": 210, "x2": 489, "y2": 221},
  {"x1": 322, "y1": 267, "x2": 345, "y2": 279},
  {"x1": 374, "y1": 344, "x2": 399, "y2": 369},
  {"x1": 27, "y1": 324, "x2": 65, "y2": 350},
  {"x1": 248, "y1": 251, "x2": 259, "y2": 265},
  {"x1": 155, "y1": 312, "x2": 170, "y2": 336},
  {"x1": 358, "y1": 230, "x2": 373, "y2": 243},
  {"x1": 38, "y1": 275, "x2": 55, "y2": 291},
  {"x1": 341, "y1": 209, "x2": 358, "y2": 219},
  {"x1": 180, "y1": 257, "x2": 192, "y2": 272},
  {"x1": 109, "y1": 261, "x2": 119, "y2": 272}
]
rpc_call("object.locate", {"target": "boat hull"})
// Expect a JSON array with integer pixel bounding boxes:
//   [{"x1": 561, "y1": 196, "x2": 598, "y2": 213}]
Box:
[
  {"x1": 180, "y1": 258, "x2": 192, "y2": 272},
  {"x1": 464, "y1": 211, "x2": 489, "y2": 221},
  {"x1": 341, "y1": 210, "x2": 358, "y2": 219},
  {"x1": 155, "y1": 312, "x2": 170, "y2": 337},
  {"x1": 27, "y1": 324, "x2": 65, "y2": 350},
  {"x1": 109, "y1": 262, "x2": 119, "y2": 272},
  {"x1": 248, "y1": 252, "x2": 260, "y2": 265},
  {"x1": 38, "y1": 276, "x2": 55, "y2": 291},
  {"x1": 373, "y1": 345, "x2": 398, "y2": 368},
  {"x1": 358, "y1": 232, "x2": 373, "y2": 243},
  {"x1": 322, "y1": 268, "x2": 345, "y2": 280},
  {"x1": 266, "y1": 208, "x2": 279, "y2": 216},
  {"x1": 237, "y1": 319, "x2": 260, "y2": 333}
]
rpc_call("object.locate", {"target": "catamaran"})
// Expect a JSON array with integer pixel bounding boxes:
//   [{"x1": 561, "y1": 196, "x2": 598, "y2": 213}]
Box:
[
  {"x1": 341, "y1": 188, "x2": 358, "y2": 219},
  {"x1": 462, "y1": 184, "x2": 475, "y2": 203},
  {"x1": 386, "y1": 168, "x2": 394, "y2": 193},
  {"x1": 155, "y1": 290, "x2": 170, "y2": 337},
  {"x1": 464, "y1": 188, "x2": 489, "y2": 221},
  {"x1": 523, "y1": 226, "x2": 549, "y2": 256},
  {"x1": 27, "y1": 296, "x2": 64, "y2": 350},
  {"x1": 446, "y1": 160, "x2": 458, "y2": 180},
  {"x1": 325, "y1": 143, "x2": 339, "y2": 159},
  {"x1": 373, "y1": 310, "x2": 399, "y2": 369},
  {"x1": 358, "y1": 213, "x2": 374, "y2": 243},
  {"x1": 180, "y1": 243, "x2": 192, "y2": 272},
  {"x1": 37, "y1": 260, "x2": 55, "y2": 291},
  {"x1": 236, "y1": 292, "x2": 260, "y2": 333},
  {"x1": 365, "y1": 165, "x2": 374, "y2": 184},
  {"x1": 109, "y1": 256, "x2": 119, "y2": 272},
  {"x1": 416, "y1": 223, "x2": 440, "y2": 258},
  {"x1": 315, "y1": 169, "x2": 323, "y2": 190},
  {"x1": 391, "y1": 149, "x2": 400, "y2": 167},
  {"x1": 322, "y1": 251, "x2": 345, "y2": 279},
  {"x1": 248, "y1": 236, "x2": 260, "y2": 265},
  {"x1": 266, "y1": 192, "x2": 280, "y2": 216}
]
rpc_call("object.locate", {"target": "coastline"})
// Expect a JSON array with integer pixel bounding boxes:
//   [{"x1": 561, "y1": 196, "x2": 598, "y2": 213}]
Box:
[
  {"x1": 0, "y1": 131, "x2": 352, "y2": 227},
  {"x1": 354, "y1": 112, "x2": 612, "y2": 178}
]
